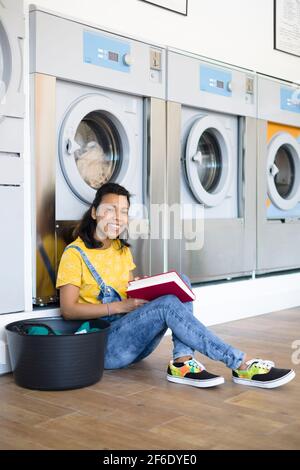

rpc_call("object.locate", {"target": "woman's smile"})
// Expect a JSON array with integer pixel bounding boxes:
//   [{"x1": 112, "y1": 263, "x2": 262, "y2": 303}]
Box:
[{"x1": 106, "y1": 223, "x2": 122, "y2": 235}]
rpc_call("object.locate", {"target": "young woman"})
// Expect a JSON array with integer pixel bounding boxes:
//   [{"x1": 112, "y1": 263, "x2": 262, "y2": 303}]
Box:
[{"x1": 56, "y1": 183, "x2": 295, "y2": 389}]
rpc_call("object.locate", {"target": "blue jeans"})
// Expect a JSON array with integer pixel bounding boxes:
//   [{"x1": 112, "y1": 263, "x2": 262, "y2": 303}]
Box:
[{"x1": 101, "y1": 274, "x2": 245, "y2": 370}]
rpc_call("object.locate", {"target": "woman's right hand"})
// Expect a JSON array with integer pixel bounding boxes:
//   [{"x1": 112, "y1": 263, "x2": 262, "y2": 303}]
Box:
[{"x1": 114, "y1": 298, "x2": 149, "y2": 314}]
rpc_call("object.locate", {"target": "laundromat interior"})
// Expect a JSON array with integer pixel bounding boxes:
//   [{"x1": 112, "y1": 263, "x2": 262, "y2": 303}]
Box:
[{"x1": 1, "y1": 0, "x2": 300, "y2": 452}]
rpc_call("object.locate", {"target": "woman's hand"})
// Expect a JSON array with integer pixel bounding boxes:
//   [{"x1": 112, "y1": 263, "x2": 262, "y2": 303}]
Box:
[{"x1": 114, "y1": 298, "x2": 149, "y2": 313}]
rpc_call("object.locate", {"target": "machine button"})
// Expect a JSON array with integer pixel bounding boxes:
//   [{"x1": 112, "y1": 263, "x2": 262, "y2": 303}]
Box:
[{"x1": 123, "y1": 53, "x2": 132, "y2": 66}]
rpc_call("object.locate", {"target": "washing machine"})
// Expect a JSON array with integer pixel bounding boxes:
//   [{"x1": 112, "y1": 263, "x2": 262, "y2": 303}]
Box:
[
  {"x1": 0, "y1": 0, "x2": 24, "y2": 314},
  {"x1": 0, "y1": 0, "x2": 24, "y2": 118},
  {"x1": 29, "y1": 7, "x2": 166, "y2": 305},
  {"x1": 257, "y1": 74, "x2": 300, "y2": 274},
  {"x1": 167, "y1": 49, "x2": 257, "y2": 283}
]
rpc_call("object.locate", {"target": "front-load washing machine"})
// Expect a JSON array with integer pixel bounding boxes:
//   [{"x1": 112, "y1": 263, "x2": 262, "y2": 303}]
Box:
[
  {"x1": 257, "y1": 75, "x2": 300, "y2": 274},
  {"x1": 0, "y1": 0, "x2": 24, "y2": 314},
  {"x1": 29, "y1": 7, "x2": 166, "y2": 305},
  {"x1": 167, "y1": 49, "x2": 257, "y2": 283},
  {"x1": 0, "y1": 0, "x2": 24, "y2": 119}
]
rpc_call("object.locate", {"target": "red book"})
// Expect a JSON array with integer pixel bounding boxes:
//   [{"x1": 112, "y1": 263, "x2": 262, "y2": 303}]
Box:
[{"x1": 127, "y1": 271, "x2": 195, "y2": 303}]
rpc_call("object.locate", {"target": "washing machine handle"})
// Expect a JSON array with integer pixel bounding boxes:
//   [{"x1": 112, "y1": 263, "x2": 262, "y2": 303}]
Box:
[
  {"x1": 269, "y1": 163, "x2": 279, "y2": 178},
  {"x1": 66, "y1": 138, "x2": 81, "y2": 155},
  {"x1": 192, "y1": 151, "x2": 203, "y2": 164}
]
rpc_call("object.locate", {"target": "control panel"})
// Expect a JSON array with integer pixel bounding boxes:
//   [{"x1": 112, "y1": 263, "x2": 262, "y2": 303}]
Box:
[
  {"x1": 280, "y1": 86, "x2": 300, "y2": 114},
  {"x1": 83, "y1": 31, "x2": 131, "y2": 73},
  {"x1": 200, "y1": 65, "x2": 232, "y2": 97}
]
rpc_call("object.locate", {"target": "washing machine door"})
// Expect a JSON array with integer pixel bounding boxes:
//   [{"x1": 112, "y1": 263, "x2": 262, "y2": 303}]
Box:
[
  {"x1": 0, "y1": 1, "x2": 24, "y2": 118},
  {"x1": 184, "y1": 115, "x2": 232, "y2": 207},
  {"x1": 0, "y1": 19, "x2": 12, "y2": 108},
  {"x1": 59, "y1": 94, "x2": 134, "y2": 204},
  {"x1": 267, "y1": 132, "x2": 300, "y2": 211}
]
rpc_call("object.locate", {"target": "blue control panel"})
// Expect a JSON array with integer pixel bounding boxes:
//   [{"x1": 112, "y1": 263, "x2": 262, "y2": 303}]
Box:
[
  {"x1": 280, "y1": 86, "x2": 300, "y2": 114},
  {"x1": 83, "y1": 31, "x2": 131, "y2": 73},
  {"x1": 200, "y1": 65, "x2": 232, "y2": 97}
]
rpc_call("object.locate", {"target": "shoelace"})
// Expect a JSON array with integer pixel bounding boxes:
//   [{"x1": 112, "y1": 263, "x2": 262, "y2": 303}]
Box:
[
  {"x1": 186, "y1": 358, "x2": 206, "y2": 371},
  {"x1": 246, "y1": 358, "x2": 275, "y2": 370}
]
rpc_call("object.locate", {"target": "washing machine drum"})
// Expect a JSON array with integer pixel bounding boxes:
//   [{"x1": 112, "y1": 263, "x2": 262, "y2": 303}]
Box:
[
  {"x1": 184, "y1": 115, "x2": 233, "y2": 207},
  {"x1": 59, "y1": 95, "x2": 132, "y2": 204},
  {"x1": 267, "y1": 132, "x2": 300, "y2": 211},
  {"x1": 0, "y1": 20, "x2": 12, "y2": 105}
]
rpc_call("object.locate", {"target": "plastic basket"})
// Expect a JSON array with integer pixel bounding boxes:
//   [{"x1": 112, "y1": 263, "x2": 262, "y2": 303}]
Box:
[{"x1": 5, "y1": 316, "x2": 111, "y2": 391}]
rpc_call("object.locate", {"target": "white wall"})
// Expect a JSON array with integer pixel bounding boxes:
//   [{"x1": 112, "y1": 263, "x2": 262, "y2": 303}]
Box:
[{"x1": 27, "y1": 0, "x2": 300, "y2": 82}]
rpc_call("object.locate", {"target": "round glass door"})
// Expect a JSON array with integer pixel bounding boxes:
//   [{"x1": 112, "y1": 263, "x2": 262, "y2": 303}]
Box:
[
  {"x1": 59, "y1": 94, "x2": 132, "y2": 204},
  {"x1": 72, "y1": 112, "x2": 121, "y2": 190},
  {"x1": 273, "y1": 145, "x2": 295, "y2": 198},
  {"x1": 185, "y1": 116, "x2": 232, "y2": 207},
  {"x1": 0, "y1": 31, "x2": 3, "y2": 83},
  {"x1": 196, "y1": 130, "x2": 222, "y2": 193},
  {"x1": 267, "y1": 132, "x2": 300, "y2": 211},
  {"x1": 0, "y1": 21, "x2": 12, "y2": 103}
]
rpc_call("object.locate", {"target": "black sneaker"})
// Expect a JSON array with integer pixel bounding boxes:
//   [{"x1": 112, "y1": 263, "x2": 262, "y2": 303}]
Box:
[
  {"x1": 167, "y1": 358, "x2": 225, "y2": 388},
  {"x1": 232, "y1": 358, "x2": 296, "y2": 389}
]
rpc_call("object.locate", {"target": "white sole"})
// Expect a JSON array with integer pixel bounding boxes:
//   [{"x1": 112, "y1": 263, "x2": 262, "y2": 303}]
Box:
[
  {"x1": 232, "y1": 370, "x2": 296, "y2": 389},
  {"x1": 167, "y1": 374, "x2": 225, "y2": 388}
]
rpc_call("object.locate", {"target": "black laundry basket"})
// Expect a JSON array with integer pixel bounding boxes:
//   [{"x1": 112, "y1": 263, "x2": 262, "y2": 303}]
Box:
[{"x1": 5, "y1": 317, "x2": 111, "y2": 391}]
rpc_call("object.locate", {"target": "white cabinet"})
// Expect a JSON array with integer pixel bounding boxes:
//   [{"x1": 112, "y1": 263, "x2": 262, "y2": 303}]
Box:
[{"x1": 0, "y1": 184, "x2": 24, "y2": 313}]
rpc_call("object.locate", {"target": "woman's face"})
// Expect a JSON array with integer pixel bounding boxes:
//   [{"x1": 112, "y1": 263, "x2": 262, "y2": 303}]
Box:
[{"x1": 92, "y1": 193, "x2": 129, "y2": 240}]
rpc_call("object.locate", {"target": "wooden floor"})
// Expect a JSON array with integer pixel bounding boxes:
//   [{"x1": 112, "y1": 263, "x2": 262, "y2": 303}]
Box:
[{"x1": 0, "y1": 307, "x2": 299, "y2": 450}]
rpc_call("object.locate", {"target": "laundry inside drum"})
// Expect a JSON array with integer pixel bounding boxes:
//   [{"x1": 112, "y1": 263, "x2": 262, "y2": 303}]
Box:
[{"x1": 74, "y1": 112, "x2": 122, "y2": 189}]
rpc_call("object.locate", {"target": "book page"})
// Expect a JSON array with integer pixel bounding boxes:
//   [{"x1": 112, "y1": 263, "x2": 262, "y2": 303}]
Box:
[
  {"x1": 127, "y1": 272, "x2": 178, "y2": 289},
  {"x1": 127, "y1": 271, "x2": 194, "y2": 298}
]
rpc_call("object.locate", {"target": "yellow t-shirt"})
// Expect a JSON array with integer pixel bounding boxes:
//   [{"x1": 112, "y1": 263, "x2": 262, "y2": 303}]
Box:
[{"x1": 56, "y1": 237, "x2": 136, "y2": 304}]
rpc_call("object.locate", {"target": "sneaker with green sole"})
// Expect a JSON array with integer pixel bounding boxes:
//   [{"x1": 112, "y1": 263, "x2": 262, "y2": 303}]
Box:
[{"x1": 232, "y1": 358, "x2": 295, "y2": 389}]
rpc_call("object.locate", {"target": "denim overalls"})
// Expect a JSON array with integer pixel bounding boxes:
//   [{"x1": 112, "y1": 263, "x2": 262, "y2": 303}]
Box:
[{"x1": 64, "y1": 245, "x2": 122, "y2": 304}]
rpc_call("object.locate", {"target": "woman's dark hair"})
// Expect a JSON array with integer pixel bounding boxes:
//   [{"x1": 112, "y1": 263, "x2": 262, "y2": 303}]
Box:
[{"x1": 73, "y1": 183, "x2": 131, "y2": 250}]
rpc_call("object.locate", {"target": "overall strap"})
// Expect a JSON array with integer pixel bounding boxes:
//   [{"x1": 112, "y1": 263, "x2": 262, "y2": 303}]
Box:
[{"x1": 64, "y1": 245, "x2": 107, "y2": 291}]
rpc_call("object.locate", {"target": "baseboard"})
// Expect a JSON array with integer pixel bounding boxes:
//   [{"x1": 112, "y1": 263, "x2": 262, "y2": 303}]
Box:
[{"x1": 192, "y1": 271, "x2": 300, "y2": 326}]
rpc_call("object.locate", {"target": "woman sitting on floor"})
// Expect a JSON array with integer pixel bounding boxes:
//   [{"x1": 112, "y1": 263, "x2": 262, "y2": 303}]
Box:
[{"x1": 56, "y1": 183, "x2": 295, "y2": 389}]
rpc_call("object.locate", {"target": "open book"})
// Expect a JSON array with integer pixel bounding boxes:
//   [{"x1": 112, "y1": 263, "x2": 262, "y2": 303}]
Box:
[{"x1": 126, "y1": 271, "x2": 195, "y2": 303}]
